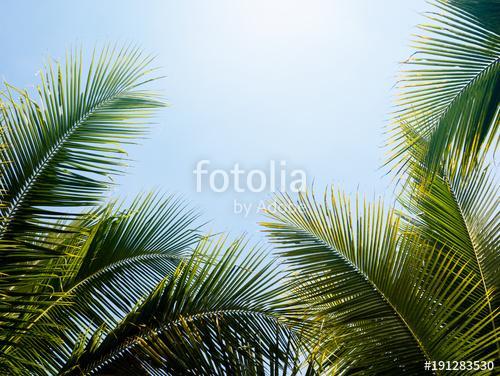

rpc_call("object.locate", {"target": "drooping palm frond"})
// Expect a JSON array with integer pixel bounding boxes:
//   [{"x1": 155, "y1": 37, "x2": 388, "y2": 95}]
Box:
[
  {"x1": 0, "y1": 193, "x2": 201, "y2": 375},
  {"x1": 0, "y1": 45, "x2": 165, "y2": 303},
  {"x1": 388, "y1": 0, "x2": 499, "y2": 176},
  {"x1": 58, "y1": 235, "x2": 307, "y2": 376},
  {"x1": 261, "y1": 189, "x2": 498, "y2": 374}
]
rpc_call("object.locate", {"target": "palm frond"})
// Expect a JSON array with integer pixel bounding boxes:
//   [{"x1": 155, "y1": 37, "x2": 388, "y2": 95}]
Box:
[
  {"x1": 447, "y1": 0, "x2": 500, "y2": 33},
  {"x1": 0, "y1": 193, "x2": 201, "y2": 375},
  {"x1": 399, "y1": 144, "x2": 499, "y2": 332},
  {"x1": 58, "y1": 235, "x2": 306, "y2": 376},
  {"x1": 0, "y1": 45, "x2": 165, "y2": 301},
  {"x1": 0, "y1": 46, "x2": 165, "y2": 366},
  {"x1": 261, "y1": 189, "x2": 498, "y2": 374},
  {"x1": 388, "y1": 0, "x2": 499, "y2": 176}
]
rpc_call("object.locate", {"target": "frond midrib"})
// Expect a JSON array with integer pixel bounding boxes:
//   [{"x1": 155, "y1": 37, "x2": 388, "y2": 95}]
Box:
[
  {"x1": 3, "y1": 252, "x2": 182, "y2": 358},
  {"x1": 0, "y1": 89, "x2": 132, "y2": 240},
  {"x1": 444, "y1": 176, "x2": 497, "y2": 343},
  {"x1": 76, "y1": 308, "x2": 285, "y2": 375},
  {"x1": 276, "y1": 223, "x2": 434, "y2": 367}
]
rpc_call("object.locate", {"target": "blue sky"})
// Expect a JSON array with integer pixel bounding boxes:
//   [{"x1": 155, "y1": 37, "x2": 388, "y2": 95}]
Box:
[{"x1": 2, "y1": 0, "x2": 428, "y2": 237}]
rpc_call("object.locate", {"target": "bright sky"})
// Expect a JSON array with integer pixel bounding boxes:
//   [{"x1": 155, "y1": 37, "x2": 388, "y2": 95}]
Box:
[{"x1": 2, "y1": 0, "x2": 428, "y2": 237}]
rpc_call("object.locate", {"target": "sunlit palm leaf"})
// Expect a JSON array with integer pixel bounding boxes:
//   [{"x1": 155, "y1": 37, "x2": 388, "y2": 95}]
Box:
[
  {"x1": 399, "y1": 143, "x2": 499, "y2": 347},
  {"x1": 0, "y1": 45, "x2": 165, "y2": 359},
  {"x1": 393, "y1": 89, "x2": 499, "y2": 346},
  {"x1": 388, "y1": 0, "x2": 499, "y2": 176},
  {"x1": 0, "y1": 45, "x2": 165, "y2": 297},
  {"x1": 262, "y1": 189, "x2": 498, "y2": 374},
  {"x1": 59, "y1": 236, "x2": 305, "y2": 376}
]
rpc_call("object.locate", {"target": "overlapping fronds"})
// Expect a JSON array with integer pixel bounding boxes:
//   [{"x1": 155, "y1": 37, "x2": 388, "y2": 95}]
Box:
[
  {"x1": 1, "y1": 0, "x2": 498, "y2": 373},
  {"x1": 0, "y1": 46, "x2": 166, "y2": 370},
  {"x1": 0, "y1": 45, "x2": 165, "y2": 300},
  {"x1": 398, "y1": 139, "x2": 499, "y2": 350},
  {"x1": 58, "y1": 236, "x2": 307, "y2": 375},
  {"x1": 261, "y1": 189, "x2": 498, "y2": 374},
  {"x1": 0, "y1": 190, "x2": 201, "y2": 375}
]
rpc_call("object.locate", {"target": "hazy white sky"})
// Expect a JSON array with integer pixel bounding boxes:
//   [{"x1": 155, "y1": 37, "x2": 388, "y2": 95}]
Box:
[{"x1": 2, "y1": 0, "x2": 428, "y2": 236}]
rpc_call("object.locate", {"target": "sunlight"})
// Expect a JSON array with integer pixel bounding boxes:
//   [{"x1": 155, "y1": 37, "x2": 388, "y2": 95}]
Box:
[{"x1": 237, "y1": 0, "x2": 335, "y2": 38}]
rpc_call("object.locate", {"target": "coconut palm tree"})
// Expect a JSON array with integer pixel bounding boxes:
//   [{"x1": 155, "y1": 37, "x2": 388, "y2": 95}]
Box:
[
  {"x1": 262, "y1": 0, "x2": 499, "y2": 373},
  {"x1": 0, "y1": 48, "x2": 305, "y2": 375}
]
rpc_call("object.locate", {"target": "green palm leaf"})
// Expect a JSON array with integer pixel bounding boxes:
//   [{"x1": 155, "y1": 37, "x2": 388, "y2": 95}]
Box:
[
  {"x1": 0, "y1": 45, "x2": 165, "y2": 296},
  {"x1": 398, "y1": 142, "x2": 499, "y2": 349},
  {"x1": 393, "y1": 84, "x2": 499, "y2": 349},
  {"x1": 402, "y1": 165, "x2": 499, "y2": 297},
  {"x1": 58, "y1": 236, "x2": 305, "y2": 375},
  {"x1": 388, "y1": 0, "x2": 499, "y2": 176},
  {"x1": 0, "y1": 193, "x2": 201, "y2": 374},
  {"x1": 447, "y1": 0, "x2": 500, "y2": 33},
  {"x1": 261, "y1": 189, "x2": 497, "y2": 374},
  {"x1": 0, "y1": 45, "x2": 165, "y2": 356}
]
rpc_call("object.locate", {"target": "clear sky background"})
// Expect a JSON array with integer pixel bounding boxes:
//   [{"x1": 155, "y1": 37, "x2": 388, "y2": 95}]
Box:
[{"x1": 2, "y1": 0, "x2": 429, "y2": 237}]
